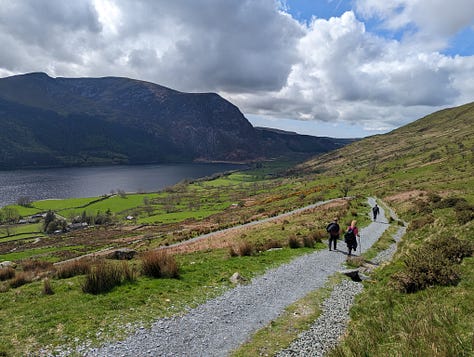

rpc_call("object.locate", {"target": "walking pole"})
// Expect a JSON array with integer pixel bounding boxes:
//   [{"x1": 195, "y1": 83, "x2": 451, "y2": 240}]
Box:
[{"x1": 358, "y1": 235, "x2": 361, "y2": 255}]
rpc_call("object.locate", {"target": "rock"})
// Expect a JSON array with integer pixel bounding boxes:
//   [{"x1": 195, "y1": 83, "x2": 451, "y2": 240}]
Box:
[
  {"x1": 107, "y1": 248, "x2": 137, "y2": 260},
  {"x1": 229, "y1": 272, "x2": 247, "y2": 284},
  {"x1": 0, "y1": 261, "x2": 17, "y2": 269}
]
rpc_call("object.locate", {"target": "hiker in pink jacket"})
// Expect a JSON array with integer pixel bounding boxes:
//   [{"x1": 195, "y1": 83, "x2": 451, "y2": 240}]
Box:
[{"x1": 344, "y1": 220, "x2": 360, "y2": 256}]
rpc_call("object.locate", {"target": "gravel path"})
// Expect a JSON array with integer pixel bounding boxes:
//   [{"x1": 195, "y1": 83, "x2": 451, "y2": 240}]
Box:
[
  {"x1": 59, "y1": 198, "x2": 394, "y2": 357},
  {"x1": 276, "y1": 201, "x2": 406, "y2": 357}
]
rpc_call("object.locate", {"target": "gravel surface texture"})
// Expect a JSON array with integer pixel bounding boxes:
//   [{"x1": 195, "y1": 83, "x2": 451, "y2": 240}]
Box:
[
  {"x1": 275, "y1": 279, "x2": 364, "y2": 357},
  {"x1": 275, "y1": 203, "x2": 406, "y2": 357},
  {"x1": 56, "y1": 198, "x2": 397, "y2": 357}
]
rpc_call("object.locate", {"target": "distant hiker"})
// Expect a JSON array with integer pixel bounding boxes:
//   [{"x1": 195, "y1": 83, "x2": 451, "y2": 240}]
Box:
[
  {"x1": 326, "y1": 218, "x2": 340, "y2": 251},
  {"x1": 344, "y1": 220, "x2": 359, "y2": 256},
  {"x1": 372, "y1": 204, "x2": 380, "y2": 221}
]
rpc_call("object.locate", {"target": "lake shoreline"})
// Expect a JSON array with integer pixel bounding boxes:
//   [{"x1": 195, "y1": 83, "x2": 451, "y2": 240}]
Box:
[{"x1": 0, "y1": 163, "x2": 246, "y2": 208}]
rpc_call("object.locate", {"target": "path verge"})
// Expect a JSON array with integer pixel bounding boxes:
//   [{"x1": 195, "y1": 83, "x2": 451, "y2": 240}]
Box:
[{"x1": 73, "y1": 198, "x2": 390, "y2": 356}]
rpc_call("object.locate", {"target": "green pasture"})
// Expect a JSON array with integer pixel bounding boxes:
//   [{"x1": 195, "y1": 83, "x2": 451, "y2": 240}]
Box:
[
  {"x1": 4, "y1": 204, "x2": 42, "y2": 217},
  {"x1": 0, "y1": 246, "x2": 320, "y2": 356},
  {"x1": 32, "y1": 197, "x2": 100, "y2": 211},
  {"x1": 0, "y1": 245, "x2": 86, "y2": 262},
  {"x1": 0, "y1": 222, "x2": 43, "y2": 238}
]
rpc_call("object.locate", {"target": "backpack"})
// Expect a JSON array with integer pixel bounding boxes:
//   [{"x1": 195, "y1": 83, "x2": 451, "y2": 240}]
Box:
[
  {"x1": 344, "y1": 227, "x2": 356, "y2": 242},
  {"x1": 326, "y1": 223, "x2": 339, "y2": 235}
]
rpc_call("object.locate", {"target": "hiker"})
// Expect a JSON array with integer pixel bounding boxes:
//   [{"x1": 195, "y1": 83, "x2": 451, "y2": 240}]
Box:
[
  {"x1": 344, "y1": 220, "x2": 359, "y2": 256},
  {"x1": 326, "y1": 218, "x2": 340, "y2": 251},
  {"x1": 372, "y1": 204, "x2": 380, "y2": 221}
]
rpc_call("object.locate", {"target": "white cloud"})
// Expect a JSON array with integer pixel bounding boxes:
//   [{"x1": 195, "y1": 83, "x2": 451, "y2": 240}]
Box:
[
  {"x1": 227, "y1": 9, "x2": 474, "y2": 134},
  {"x1": 355, "y1": 0, "x2": 474, "y2": 50}
]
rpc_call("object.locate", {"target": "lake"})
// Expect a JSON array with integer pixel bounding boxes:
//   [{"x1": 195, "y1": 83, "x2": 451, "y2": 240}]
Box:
[{"x1": 0, "y1": 163, "x2": 244, "y2": 208}]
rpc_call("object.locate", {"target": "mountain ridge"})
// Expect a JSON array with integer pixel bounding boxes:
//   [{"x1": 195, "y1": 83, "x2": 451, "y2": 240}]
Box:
[{"x1": 0, "y1": 73, "x2": 353, "y2": 169}]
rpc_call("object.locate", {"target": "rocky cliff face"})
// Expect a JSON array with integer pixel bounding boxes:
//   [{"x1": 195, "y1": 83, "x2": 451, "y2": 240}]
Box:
[{"x1": 0, "y1": 73, "x2": 352, "y2": 169}]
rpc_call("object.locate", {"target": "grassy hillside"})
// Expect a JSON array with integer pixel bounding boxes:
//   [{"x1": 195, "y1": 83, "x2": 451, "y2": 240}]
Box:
[
  {"x1": 0, "y1": 102, "x2": 473, "y2": 355},
  {"x1": 301, "y1": 101, "x2": 474, "y2": 199},
  {"x1": 299, "y1": 102, "x2": 474, "y2": 356}
]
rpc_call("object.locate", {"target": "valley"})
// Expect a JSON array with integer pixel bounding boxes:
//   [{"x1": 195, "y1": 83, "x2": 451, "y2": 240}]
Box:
[{"x1": 0, "y1": 102, "x2": 473, "y2": 356}]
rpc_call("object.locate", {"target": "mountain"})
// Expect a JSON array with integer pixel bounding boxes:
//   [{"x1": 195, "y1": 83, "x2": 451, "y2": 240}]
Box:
[
  {"x1": 298, "y1": 101, "x2": 474, "y2": 197},
  {"x1": 0, "y1": 73, "x2": 352, "y2": 169}
]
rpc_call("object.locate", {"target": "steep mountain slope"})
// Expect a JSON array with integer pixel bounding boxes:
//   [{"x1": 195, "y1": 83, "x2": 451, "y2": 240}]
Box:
[
  {"x1": 0, "y1": 73, "x2": 352, "y2": 169},
  {"x1": 290, "y1": 102, "x2": 474, "y2": 357},
  {"x1": 299, "y1": 101, "x2": 474, "y2": 197}
]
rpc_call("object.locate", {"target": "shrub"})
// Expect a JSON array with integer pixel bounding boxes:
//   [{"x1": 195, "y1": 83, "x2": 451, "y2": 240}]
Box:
[
  {"x1": 427, "y1": 192, "x2": 442, "y2": 204},
  {"x1": 454, "y1": 201, "x2": 474, "y2": 224},
  {"x1": 229, "y1": 246, "x2": 239, "y2": 257},
  {"x1": 0, "y1": 267, "x2": 15, "y2": 281},
  {"x1": 390, "y1": 236, "x2": 472, "y2": 293},
  {"x1": 392, "y1": 252, "x2": 459, "y2": 293},
  {"x1": 240, "y1": 241, "x2": 256, "y2": 256},
  {"x1": 288, "y1": 235, "x2": 302, "y2": 249},
  {"x1": 42, "y1": 278, "x2": 54, "y2": 295},
  {"x1": 302, "y1": 235, "x2": 315, "y2": 248},
  {"x1": 310, "y1": 230, "x2": 326, "y2": 243},
  {"x1": 56, "y1": 260, "x2": 91, "y2": 279},
  {"x1": 455, "y1": 209, "x2": 474, "y2": 224},
  {"x1": 22, "y1": 259, "x2": 55, "y2": 273},
  {"x1": 82, "y1": 261, "x2": 123, "y2": 294},
  {"x1": 141, "y1": 251, "x2": 179, "y2": 279},
  {"x1": 9, "y1": 272, "x2": 32, "y2": 289},
  {"x1": 427, "y1": 236, "x2": 474, "y2": 263},
  {"x1": 408, "y1": 215, "x2": 435, "y2": 231},
  {"x1": 412, "y1": 199, "x2": 432, "y2": 214},
  {"x1": 261, "y1": 239, "x2": 283, "y2": 251}
]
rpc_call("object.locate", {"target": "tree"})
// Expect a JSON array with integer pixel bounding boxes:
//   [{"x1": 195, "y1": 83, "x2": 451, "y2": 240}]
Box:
[
  {"x1": 16, "y1": 196, "x2": 32, "y2": 207},
  {"x1": 0, "y1": 207, "x2": 20, "y2": 224},
  {"x1": 43, "y1": 210, "x2": 56, "y2": 232},
  {"x1": 339, "y1": 179, "x2": 354, "y2": 197},
  {"x1": 0, "y1": 225, "x2": 12, "y2": 237}
]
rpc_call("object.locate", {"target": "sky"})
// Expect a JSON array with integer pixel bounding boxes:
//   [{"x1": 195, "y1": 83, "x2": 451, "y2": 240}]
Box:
[{"x1": 0, "y1": 1, "x2": 473, "y2": 138}]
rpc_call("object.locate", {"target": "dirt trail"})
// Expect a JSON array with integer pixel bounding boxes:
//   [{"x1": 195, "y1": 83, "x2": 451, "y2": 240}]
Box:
[{"x1": 55, "y1": 198, "x2": 347, "y2": 265}]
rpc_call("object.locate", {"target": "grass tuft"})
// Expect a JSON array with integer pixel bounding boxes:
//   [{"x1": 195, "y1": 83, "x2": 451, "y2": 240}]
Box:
[
  {"x1": 9, "y1": 272, "x2": 32, "y2": 288},
  {"x1": 82, "y1": 260, "x2": 123, "y2": 294},
  {"x1": 121, "y1": 261, "x2": 138, "y2": 282},
  {"x1": 22, "y1": 259, "x2": 54, "y2": 273},
  {"x1": 141, "y1": 250, "x2": 180, "y2": 279},
  {"x1": 0, "y1": 267, "x2": 15, "y2": 281},
  {"x1": 42, "y1": 278, "x2": 54, "y2": 295},
  {"x1": 56, "y1": 260, "x2": 91, "y2": 279},
  {"x1": 302, "y1": 235, "x2": 315, "y2": 248},
  {"x1": 230, "y1": 241, "x2": 256, "y2": 257},
  {"x1": 288, "y1": 235, "x2": 302, "y2": 249}
]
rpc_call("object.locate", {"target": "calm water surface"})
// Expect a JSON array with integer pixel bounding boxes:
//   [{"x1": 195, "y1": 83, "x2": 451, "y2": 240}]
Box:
[{"x1": 0, "y1": 163, "x2": 243, "y2": 208}]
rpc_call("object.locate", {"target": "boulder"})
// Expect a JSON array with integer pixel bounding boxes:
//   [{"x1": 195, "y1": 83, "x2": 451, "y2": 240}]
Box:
[
  {"x1": 0, "y1": 261, "x2": 17, "y2": 269},
  {"x1": 229, "y1": 272, "x2": 247, "y2": 284},
  {"x1": 107, "y1": 248, "x2": 137, "y2": 260}
]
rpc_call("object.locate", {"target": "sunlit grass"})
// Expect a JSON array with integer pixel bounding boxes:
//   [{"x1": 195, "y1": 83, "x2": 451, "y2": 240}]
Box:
[
  {"x1": 0, "y1": 246, "x2": 319, "y2": 356},
  {"x1": 32, "y1": 197, "x2": 99, "y2": 211}
]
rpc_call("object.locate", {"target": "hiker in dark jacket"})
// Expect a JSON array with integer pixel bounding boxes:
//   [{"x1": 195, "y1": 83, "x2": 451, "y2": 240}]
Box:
[
  {"x1": 372, "y1": 204, "x2": 380, "y2": 221},
  {"x1": 326, "y1": 218, "x2": 340, "y2": 251}
]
